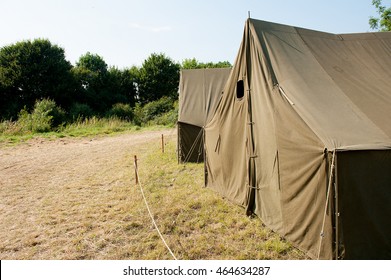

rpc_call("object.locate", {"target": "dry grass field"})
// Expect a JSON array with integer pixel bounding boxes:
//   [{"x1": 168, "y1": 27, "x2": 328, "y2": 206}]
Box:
[{"x1": 0, "y1": 129, "x2": 307, "y2": 260}]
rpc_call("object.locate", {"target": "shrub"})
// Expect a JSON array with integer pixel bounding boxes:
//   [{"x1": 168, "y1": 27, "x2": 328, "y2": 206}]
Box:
[
  {"x1": 0, "y1": 120, "x2": 24, "y2": 135},
  {"x1": 133, "y1": 96, "x2": 175, "y2": 126},
  {"x1": 143, "y1": 96, "x2": 174, "y2": 121},
  {"x1": 132, "y1": 103, "x2": 144, "y2": 126},
  {"x1": 69, "y1": 103, "x2": 94, "y2": 120},
  {"x1": 34, "y1": 98, "x2": 66, "y2": 128},
  {"x1": 150, "y1": 100, "x2": 178, "y2": 127},
  {"x1": 106, "y1": 103, "x2": 133, "y2": 121},
  {"x1": 15, "y1": 99, "x2": 65, "y2": 133},
  {"x1": 17, "y1": 106, "x2": 51, "y2": 133}
]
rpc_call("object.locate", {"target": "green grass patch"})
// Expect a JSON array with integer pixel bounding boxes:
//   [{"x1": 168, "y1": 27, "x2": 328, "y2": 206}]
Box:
[
  {"x1": 134, "y1": 139, "x2": 307, "y2": 259},
  {"x1": 0, "y1": 116, "x2": 170, "y2": 145}
]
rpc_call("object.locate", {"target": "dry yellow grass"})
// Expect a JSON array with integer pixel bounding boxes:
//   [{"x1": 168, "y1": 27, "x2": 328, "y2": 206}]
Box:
[{"x1": 0, "y1": 129, "x2": 307, "y2": 260}]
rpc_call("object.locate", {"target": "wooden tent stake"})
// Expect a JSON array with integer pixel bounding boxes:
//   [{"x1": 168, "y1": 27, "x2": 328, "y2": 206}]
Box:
[
  {"x1": 161, "y1": 134, "x2": 164, "y2": 153},
  {"x1": 134, "y1": 155, "x2": 138, "y2": 184}
]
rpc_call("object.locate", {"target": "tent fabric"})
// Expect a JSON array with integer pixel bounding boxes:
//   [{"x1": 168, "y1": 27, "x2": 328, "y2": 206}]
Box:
[
  {"x1": 178, "y1": 68, "x2": 230, "y2": 162},
  {"x1": 204, "y1": 18, "x2": 391, "y2": 259},
  {"x1": 177, "y1": 122, "x2": 204, "y2": 163}
]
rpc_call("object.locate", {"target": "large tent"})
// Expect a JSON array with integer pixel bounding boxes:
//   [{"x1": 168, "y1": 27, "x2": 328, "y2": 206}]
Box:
[
  {"x1": 178, "y1": 68, "x2": 230, "y2": 162},
  {"x1": 204, "y1": 18, "x2": 391, "y2": 259}
]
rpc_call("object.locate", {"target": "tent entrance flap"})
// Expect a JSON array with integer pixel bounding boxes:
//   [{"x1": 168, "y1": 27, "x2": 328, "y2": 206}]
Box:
[
  {"x1": 337, "y1": 150, "x2": 391, "y2": 259},
  {"x1": 178, "y1": 122, "x2": 204, "y2": 163}
]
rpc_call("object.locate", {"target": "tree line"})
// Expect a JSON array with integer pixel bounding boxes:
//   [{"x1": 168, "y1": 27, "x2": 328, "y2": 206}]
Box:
[
  {"x1": 0, "y1": 39, "x2": 231, "y2": 122},
  {"x1": 2, "y1": 0, "x2": 388, "y2": 124}
]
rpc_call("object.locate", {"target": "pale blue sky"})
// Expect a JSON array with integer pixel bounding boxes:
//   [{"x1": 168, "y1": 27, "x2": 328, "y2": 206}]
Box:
[{"x1": 1, "y1": 0, "x2": 388, "y2": 68}]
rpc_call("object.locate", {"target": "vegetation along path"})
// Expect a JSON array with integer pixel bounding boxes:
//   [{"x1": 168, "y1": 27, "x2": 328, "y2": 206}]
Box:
[{"x1": 0, "y1": 129, "x2": 306, "y2": 260}]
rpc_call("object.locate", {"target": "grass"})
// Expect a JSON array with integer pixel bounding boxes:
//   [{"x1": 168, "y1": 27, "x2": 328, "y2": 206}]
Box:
[
  {"x1": 0, "y1": 116, "x2": 170, "y2": 145},
  {"x1": 133, "y1": 141, "x2": 306, "y2": 260},
  {"x1": 0, "y1": 130, "x2": 307, "y2": 260}
]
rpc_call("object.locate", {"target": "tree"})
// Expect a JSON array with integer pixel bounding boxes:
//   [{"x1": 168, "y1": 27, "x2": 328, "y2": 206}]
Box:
[
  {"x1": 72, "y1": 53, "x2": 138, "y2": 115},
  {"x1": 136, "y1": 53, "x2": 180, "y2": 104},
  {"x1": 72, "y1": 52, "x2": 110, "y2": 114},
  {"x1": 181, "y1": 58, "x2": 200, "y2": 69},
  {"x1": 181, "y1": 58, "x2": 232, "y2": 69},
  {"x1": 369, "y1": 0, "x2": 391, "y2": 31},
  {"x1": 73, "y1": 52, "x2": 108, "y2": 91},
  {"x1": 107, "y1": 67, "x2": 137, "y2": 107},
  {"x1": 0, "y1": 39, "x2": 75, "y2": 119}
]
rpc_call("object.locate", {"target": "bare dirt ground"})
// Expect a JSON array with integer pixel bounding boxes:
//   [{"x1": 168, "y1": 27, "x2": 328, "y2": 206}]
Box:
[{"x1": 0, "y1": 129, "x2": 176, "y2": 259}]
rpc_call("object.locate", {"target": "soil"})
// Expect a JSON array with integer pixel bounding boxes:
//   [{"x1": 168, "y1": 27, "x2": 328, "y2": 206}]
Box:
[
  {"x1": 0, "y1": 128, "x2": 176, "y2": 259},
  {"x1": 0, "y1": 129, "x2": 175, "y2": 191}
]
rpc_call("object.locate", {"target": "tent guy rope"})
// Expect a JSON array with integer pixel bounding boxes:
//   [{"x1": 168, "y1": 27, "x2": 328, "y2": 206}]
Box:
[
  {"x1": 183, "y1": 128, "x2": 204, "y2": 163},
  {"x1": 133, "y1": 155, "x2": 178, "y2": 260}
]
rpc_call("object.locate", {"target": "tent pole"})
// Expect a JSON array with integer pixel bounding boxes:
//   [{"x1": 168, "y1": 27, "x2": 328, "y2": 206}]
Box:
[
  {"x1": 177, "y1": 122, "x2": 180, "y2": 164},
  {"x1": 317, "y1": 150, "x2": 336, "y2": 259},
  {"x1": 203, "y1": 127, "x2": 207, "y2": 187},
  {"x1": 334, "y1": 153, "x2": 339, "y2": 260}
]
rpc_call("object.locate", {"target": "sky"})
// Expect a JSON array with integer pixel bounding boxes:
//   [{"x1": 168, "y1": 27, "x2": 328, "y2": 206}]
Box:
[{"x1": 1, "y1": 0, "x2": 388, "y2": 69}]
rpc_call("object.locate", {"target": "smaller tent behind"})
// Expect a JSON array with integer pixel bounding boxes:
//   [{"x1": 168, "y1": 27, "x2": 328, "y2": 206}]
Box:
[{"x1": 177, "y1": 68, "x2": 231, "y2": 163}]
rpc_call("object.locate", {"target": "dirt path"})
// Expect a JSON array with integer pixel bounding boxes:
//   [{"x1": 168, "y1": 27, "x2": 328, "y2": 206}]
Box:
[
  {"x1": 0, "y1": 129, "x2": 175, "y2": 188},
  {"x1": 0, "y1": 129, "x2": 176, "y2": 259}
]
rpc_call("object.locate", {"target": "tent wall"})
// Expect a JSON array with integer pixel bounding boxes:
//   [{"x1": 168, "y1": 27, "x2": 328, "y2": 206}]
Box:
[
  {"x1": 178, "y1": 68, "x2": 230, "y2": 163},
  {"x1": 204, "y1": 29, "x2": 251, "y2": 207}
]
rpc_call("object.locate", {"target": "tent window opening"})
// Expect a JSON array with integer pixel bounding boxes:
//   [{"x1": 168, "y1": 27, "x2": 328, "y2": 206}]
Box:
[{"x1": 236, "y1": 80, "x2": 244, "y2": 99}]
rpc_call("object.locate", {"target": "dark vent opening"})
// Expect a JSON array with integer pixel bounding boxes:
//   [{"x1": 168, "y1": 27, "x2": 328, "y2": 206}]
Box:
[{"x1": 236, "y1": 80, "x2": 244, "y2": 99}]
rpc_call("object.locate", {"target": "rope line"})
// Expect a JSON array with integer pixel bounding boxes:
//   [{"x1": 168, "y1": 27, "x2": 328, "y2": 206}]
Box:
[
  {"x1": 183, "y1": 128, "x2": 203, "y2": 163},
  {"x1": 317, "y1": 150, "x2": 336, "y2": 260},
  {"x1": 183, "y1": 128, "x2": 204, "y2": 163},
  {"x1": 134, "y1": 162, "x2": 178, "y2": 260},
  {"x1": 196, "y1": 130, "x2": 204, "y2": 163}
]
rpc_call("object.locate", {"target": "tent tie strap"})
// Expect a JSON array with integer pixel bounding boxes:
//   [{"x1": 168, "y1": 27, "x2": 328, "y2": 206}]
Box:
[{"x1": 249, "y1": 155, "x2": 258, "y2": 158}]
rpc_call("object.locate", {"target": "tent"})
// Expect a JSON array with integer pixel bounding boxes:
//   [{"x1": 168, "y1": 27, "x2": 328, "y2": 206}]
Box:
[
  {"x1": 178, "y1": 68, "x2": 231, "y2": 162},
  {"x1": 204, "y1": 18, "x2": 391, "y2": 259}
]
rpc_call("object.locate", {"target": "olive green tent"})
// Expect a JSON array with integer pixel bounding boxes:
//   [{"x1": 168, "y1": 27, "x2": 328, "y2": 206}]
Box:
[
  {"x1": 204, "y1": 18, "x2": 391, "y2": 259},
  {"x1": 178, "y1": 68, "x2": 230, "y2": 162}
]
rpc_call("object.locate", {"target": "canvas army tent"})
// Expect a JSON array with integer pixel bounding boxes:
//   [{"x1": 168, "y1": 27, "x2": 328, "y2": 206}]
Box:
[
  {"x1": 204, "y1": 18, "x2": 391, "y2": 259},
  {"x1": 178, "y1": 68, "x2": 230, "y2": 162}
]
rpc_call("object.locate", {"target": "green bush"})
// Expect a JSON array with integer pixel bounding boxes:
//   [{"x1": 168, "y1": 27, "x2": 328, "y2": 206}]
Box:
[
  {"x1": 69, "y1": 103, "x2": 94, "y2": 120},
  {"x1": 133, "y1": 96, "x2": 175, "y2": 126},
  {"x1": 106, "y1": 103, "x2": 133, "y2": 121},
  {"x1": 143, "y1": 96, "x2": 174, "y2": 120},
  {"x1": 150, "y1": 100, "x2": 178, "y2": 127},
  {"x1": 15, "y1": 99, "x2": 65, "y2": 133},
  {"x1": 35, "y1": 98, "x2": 66, "y2": 128},
  {"x1": 17, "y1": 106, "x2": 51, "y2": 133},
  {"x1": 0, "y1": 120, "x2": 24, "y2": 135},
  {"x1": 132, "y1": 103, "x2": 144, "y2": 126}
]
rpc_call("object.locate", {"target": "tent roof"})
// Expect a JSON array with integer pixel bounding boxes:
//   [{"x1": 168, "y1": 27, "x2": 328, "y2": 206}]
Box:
[{"x1": 249, "y1": 19, "x2": 391, "y2": 150}]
